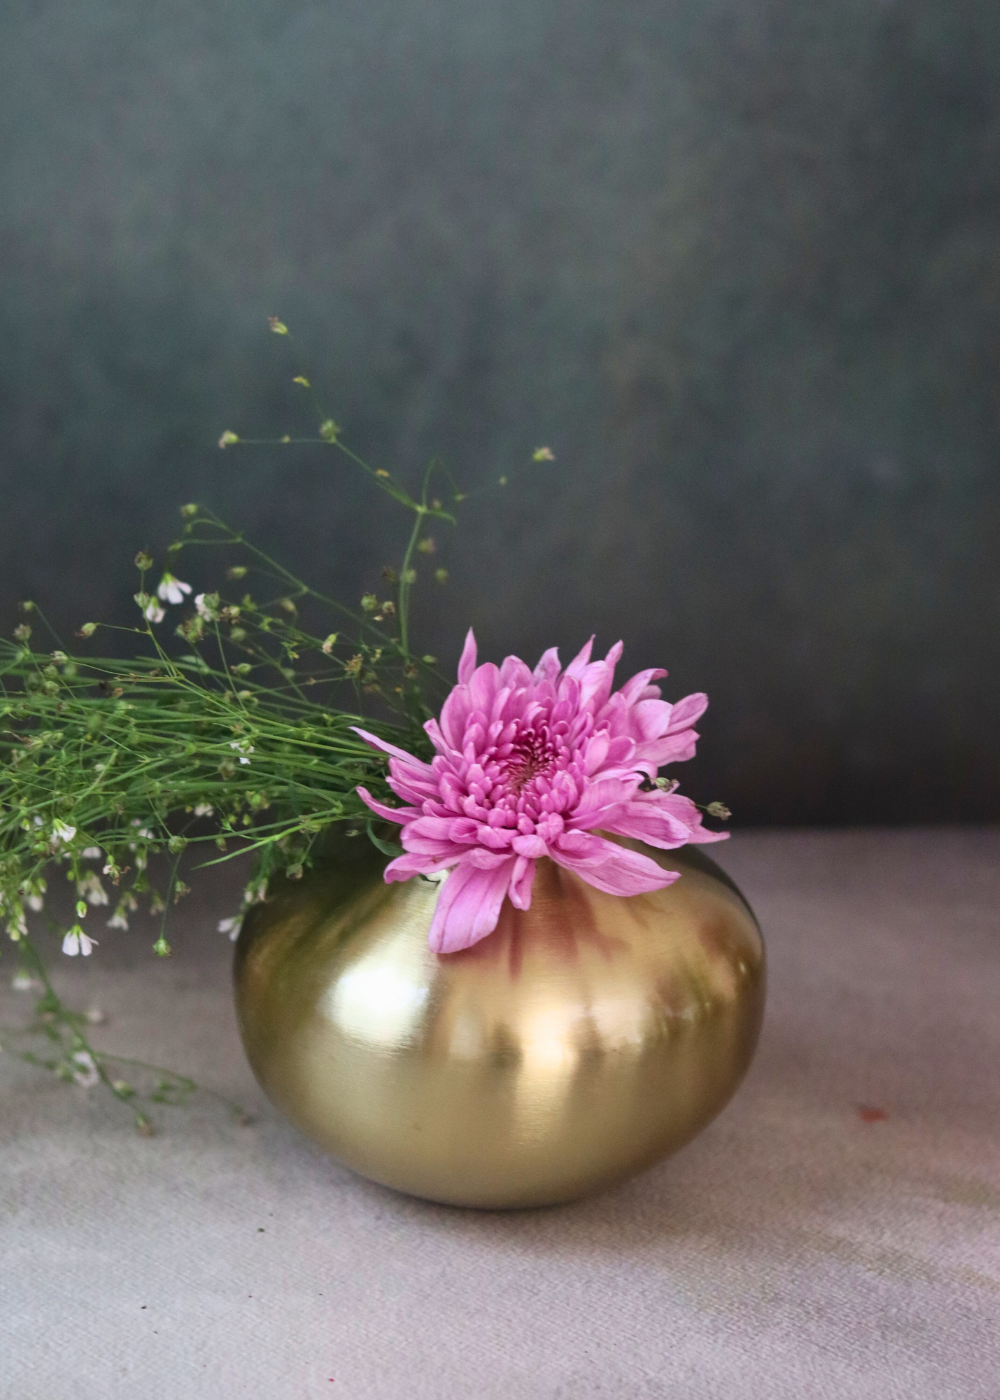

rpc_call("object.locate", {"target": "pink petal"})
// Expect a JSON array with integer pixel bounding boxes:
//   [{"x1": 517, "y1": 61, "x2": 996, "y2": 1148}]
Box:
[
  {"x1": 582, "y1": 731, "x2": 610, "y2": 774},
  {"x1": 605, "y1": 792, "x2": 730, "y2": 848},
  {"x1": 686, "y1": 825, "x2": 729, "y2": 844},
  {"x1": 428, "y1": 858, "x2": 516, "y2": 953},
  {"x1": 386, "y1": 770, "x2": 440, "y2": 805},
  {"x1": 563, "y1": 636, "x2": 595, "y2": 681},
  {"x1": 532, "y1": 646, "x2": 562, "y2": 683},
  {"x1": 549, "y1": 832, "x2": 679, "y2": 897},
  {"x1": 356, "y1": 786, "x2": 416, "y2": 825},
  {"x1": 422, "y1": 718, "x2": 449, "y2": 755},
  {"x1": 508, "y1": 854, "x2": 535, "y2": 909},
  {"x1": 618, "y1": 667, "x2": 667, "y2": 707},
  {"x1": 406, "y1": 815, "x2": 480, "y2": 845},
  {"x1": 438, "y1": 688, "x2": 473, "y2": 751},
  {"x1": 512, "y1": 833, "x2": 548, "y2": 858},
  {"x1": 637, "y1": 731, "x2": 700, "y2": 768},
  {"x1": 577, "y1": 640, "x2": 623, "y2": 708},
  {"x1": 601, "y1": 793, "x2": 698, "y2": 849},
  {"x1": 351, "y1": 727, "x2": 436, "y2": 779},
  {"x1": 499, "y1": 655, "x2": 533, "y2": 690},
  {"x1": 630, "y1": 698, "x2": 675, "y2": 741},
  {"x1": 384, "y1": 852, "x2": 458, "y2": 882},
  {"x1": 468, "y1": 662, "x2": 501, "y2": 715},
  {"x1": 457, "y1": 628, "x2": 478, "y2": 684},
  {"x1": 665, "y1": 691, "x2": 709, "y2": 731},
  {"x1": 565, "y1": 778, "x2": 634, "y2": 832}
]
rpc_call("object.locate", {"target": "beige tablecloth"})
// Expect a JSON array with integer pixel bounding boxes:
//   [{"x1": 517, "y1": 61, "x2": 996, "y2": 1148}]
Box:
[{"x1": 2, "y1": 829, "x2": 998, "y2": 1399}]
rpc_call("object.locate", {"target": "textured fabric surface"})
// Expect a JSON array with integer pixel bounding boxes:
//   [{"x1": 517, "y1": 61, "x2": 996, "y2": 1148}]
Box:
[{"x1": 2, "y1": 829, "x2": 998, "y2": 1399}]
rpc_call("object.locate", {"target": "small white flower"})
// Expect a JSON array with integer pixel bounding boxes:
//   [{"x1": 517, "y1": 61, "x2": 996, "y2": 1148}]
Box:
[
  {"x1": 144, "y1": 598, "x2": 166, "y2": 623},
  {"x1": 6, "y1": 914, "x2": 28, "y2": 940},
  {"x1": 195, "y1": 592, "x2": 220, "y2": 621},
  {"x1": 157, "y1": 572, "x2": 192, "y2": 605},
  {"x1": 82, "y1": 846, "x2": 103, "y2": 860},
  {"x1": 218, "y1": 916, "x2": 241, "y2": 939},
  {"x1": 51, "y1": 819, "x2": 77, "y2": 845},
  {"x1": 77, "y1": 873, "x2": 109, "y2": 906},
  {"x1": 229, "y1": 740, "x2": 254, "y2": 766},
  {"x1": 107, "y1": 911, "x2": 130, "y2": 931},
  {"x1": 22, "y1": 878, "x2": 46, "y2": 912},
  {"x1": 70, "y1": 1050, "x2": 100, "y2": 1088},
  {"x1": 194, "y1": 802, "x2": 214, "y2": 817},
  {"x1": 11, "y1": 971, "x2": 43, "y2": 993},
  {"x1": 62, "y1": 926, "x2": 98, "y2": 957}
]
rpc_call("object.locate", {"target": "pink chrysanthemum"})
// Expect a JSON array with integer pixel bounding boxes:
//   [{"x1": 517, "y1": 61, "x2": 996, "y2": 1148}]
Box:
[{"x1": 355, "y1": 631, "x2": 726, "y2": 954}]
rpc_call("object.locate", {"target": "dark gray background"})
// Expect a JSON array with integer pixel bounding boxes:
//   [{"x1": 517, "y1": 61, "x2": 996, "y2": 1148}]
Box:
[{"x1": 2, "y1": 0, "x2": 998, "y2": 824}]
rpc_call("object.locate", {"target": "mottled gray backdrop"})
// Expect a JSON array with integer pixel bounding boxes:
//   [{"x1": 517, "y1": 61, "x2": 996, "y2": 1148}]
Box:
[{"x1": 2, "y1": 0, "x2": 998, "y2": 823}]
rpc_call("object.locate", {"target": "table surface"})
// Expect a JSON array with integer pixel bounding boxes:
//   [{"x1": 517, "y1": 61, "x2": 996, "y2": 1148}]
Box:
[{"x1": 2, "y1": 829, "x2": 999, "y2": 1400}]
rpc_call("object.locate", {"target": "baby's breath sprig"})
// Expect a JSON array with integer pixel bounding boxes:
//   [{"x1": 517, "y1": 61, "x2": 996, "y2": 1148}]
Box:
[
  {"x1": 0, "y1": 530, "x2": 418, "y2": 1122},
  {"x1": 0, "y1": 316, "x2": 558, "y2": 1125}
]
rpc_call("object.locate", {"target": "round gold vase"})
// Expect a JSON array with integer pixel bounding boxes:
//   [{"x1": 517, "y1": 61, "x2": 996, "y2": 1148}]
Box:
[{"x1": 234, "y1": 839, "x2": 765, "y2": 1209}]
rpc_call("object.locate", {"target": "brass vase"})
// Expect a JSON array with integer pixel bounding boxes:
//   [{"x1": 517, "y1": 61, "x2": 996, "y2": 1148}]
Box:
[{"x1": 234, "y1": 839, "x2": 765, "y2": 1209}]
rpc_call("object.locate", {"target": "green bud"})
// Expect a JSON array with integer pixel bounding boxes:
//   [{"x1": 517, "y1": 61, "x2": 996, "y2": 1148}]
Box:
[{"x1": 134, "y1": 549, "x2": 153, "y2": 572}]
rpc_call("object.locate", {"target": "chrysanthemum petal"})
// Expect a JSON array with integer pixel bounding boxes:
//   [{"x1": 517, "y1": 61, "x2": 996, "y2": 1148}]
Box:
[
  {"x1": 457, "y1": 628, "x2": 478, "y2": 684},
  {"x1": 351, "y1": 726, "x2": 435, "y2": 775},
  {"x1": 428, "y1": 859, "x2": 516, "y2": 953},
  {"x1": 355, "y1": 786, "x2": 416, "y2": 825},
  {"x1": 549, "y1": 833, "x2": 679, "y2": 896}
]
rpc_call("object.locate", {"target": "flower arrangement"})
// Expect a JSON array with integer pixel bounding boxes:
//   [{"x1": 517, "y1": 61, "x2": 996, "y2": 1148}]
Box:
[
  {"x1": 0, "y1": 322, "x2": 729, "y2": 1127},
  {"x1": 354, "y1": 630, "x2": 726, "y2": 953}
]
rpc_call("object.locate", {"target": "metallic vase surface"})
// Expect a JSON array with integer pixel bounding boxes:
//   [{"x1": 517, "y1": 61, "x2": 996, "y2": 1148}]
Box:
[{"x1": 234, "y1": 840, "x2": 765, "y2": 1208}]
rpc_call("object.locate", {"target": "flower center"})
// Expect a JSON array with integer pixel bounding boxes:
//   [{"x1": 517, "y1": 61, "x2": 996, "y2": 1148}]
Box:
[{"x1": 504, "y1": 728, "x2": 556, "y2": 794}]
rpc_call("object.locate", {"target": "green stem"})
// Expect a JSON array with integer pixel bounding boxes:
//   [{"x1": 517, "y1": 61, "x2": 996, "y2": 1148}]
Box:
[{"x1": 397, "y1": 507, "x2": 426, "y2": 658}]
